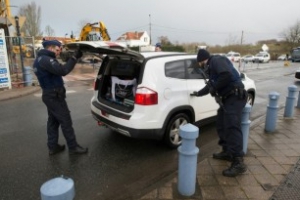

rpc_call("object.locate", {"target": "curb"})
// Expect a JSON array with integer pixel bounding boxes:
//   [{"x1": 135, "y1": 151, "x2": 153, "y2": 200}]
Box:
[{"x1": 0, "y1": 86, "x2": 41, "y2": 101}]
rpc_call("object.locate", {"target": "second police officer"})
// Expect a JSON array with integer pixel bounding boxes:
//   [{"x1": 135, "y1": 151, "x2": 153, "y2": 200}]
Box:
[{"x1": 191, "y1": 49, "x2": 248, "y2": 177}]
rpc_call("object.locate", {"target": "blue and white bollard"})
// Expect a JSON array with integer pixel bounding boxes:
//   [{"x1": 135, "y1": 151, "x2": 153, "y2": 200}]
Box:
[
  {"x1": 241, "y1": 104, "x2": 252, "y2": 154},
  {"x1": 178, "y1": 123, "x2": 199, "y2": 196},
  {"x1": 297, "y1": 91, "x2": 300, "y2": 109},
  {"x1": 40, "y1": 176, "x2": 75, "y2": 200},
  {"x1": 284, "y1": 85, "x2": 298, "y2": 117},
  {"x1": 265, "y1": 92, "x2": 280, "y2": 132}
]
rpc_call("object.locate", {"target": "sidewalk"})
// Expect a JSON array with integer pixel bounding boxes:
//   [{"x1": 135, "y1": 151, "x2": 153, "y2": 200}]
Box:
[{"x1": 136, "y1": 108, "x2": 300, "y2": 200}]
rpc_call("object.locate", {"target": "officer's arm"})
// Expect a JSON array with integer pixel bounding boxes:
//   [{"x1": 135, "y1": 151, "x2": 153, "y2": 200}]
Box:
[
  {"x1": 39, "y1": 56, "x2": 77, "y2": 76},
  {"x1": 191, "y1": 84, "x2": 209, "y2": 96}
]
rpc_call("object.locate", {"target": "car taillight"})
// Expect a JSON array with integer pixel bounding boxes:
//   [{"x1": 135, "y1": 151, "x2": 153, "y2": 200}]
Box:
[
  {"x1": 135, "y1": 87, "x2": 158, "y2": 105},
  {"x1": 93, "y1": 81, "x2": 97, "y2": 90}
]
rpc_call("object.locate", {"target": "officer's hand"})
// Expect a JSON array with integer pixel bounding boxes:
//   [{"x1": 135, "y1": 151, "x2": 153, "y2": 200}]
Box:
[
  {"x1": 190, "y1": 91, "x2": 198, "y2": 97},
  {"x1": 74, "y1": 49, "x2": 83, "y2": 59},
  {"x1": 209, "y1": 87, "x2": 216, "y2": 96}
]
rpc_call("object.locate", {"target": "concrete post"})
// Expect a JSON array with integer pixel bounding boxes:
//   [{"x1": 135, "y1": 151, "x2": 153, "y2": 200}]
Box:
[
  {"x1": 297, "y1": 91, "x2": 300, "y2": 109},
  {"x1": 265, "y1": 92, "x2": 280, "y2": 132},
  {"x1": 284, "y1": 85, "x2": 298, "y2": 118},
  {"x1": 241, "y1": 104, "x2": 252, "y2": 154},
  {"x1": 178, "y1": 123, "x2": 199, "y2": 197},
  {"x1": 40, "y1": 176, "x2": 75, "y2": 200}
]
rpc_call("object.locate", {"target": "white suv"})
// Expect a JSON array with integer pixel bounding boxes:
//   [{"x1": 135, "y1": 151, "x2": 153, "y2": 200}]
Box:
[
  {"x1": 66, "y1": 41, "x2": 256, "y2": 148},
  {"x1": 226, "y1": 51, "x2": 241, "y2": 62},
  {"x1": 254, "y1": 52, "x2": 270, "y2": 63}
]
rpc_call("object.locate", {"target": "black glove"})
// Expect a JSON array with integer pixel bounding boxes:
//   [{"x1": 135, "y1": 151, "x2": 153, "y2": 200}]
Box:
[
  {"x1": 73, "y1": 49, "x2": 83, "y2": 59},
  {"x1": 190, "y1": 91, "x2": 198, "y2": 96},
  {"x1": 209, "y1": 87, "x2": 216, "y2": 96}
]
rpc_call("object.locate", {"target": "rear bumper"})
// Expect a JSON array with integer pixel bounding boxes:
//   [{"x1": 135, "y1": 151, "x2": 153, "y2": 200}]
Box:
[{"x1": 91, "y1": 110, "x2": 164, "y2": 140}]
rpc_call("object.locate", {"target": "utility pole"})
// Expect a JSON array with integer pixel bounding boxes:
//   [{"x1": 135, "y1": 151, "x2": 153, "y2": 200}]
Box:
[
  {"x1": 240, "y1": 30, "x2": 244, "y2": 45},
  {"x1": 149, "y1": 14, "x2": 151, "y2": 45},
  {"x1": 15, "y1": 16, "x2": 25, "y2": 85}
]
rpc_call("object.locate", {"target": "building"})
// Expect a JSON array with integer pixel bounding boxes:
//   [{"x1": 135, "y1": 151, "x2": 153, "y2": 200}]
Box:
[{"x1": 116, "y1": 31, "x2": 150, "y2": 47}]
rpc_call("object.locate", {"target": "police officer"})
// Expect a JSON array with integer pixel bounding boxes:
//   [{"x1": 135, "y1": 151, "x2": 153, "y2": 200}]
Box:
[
  {"x1": 155, "y1": 43, "x2": 162, "y2": 52},
  {"x1": 33, "y1": 40, "x2": 88, "y2": 155},
  {"x1": 191, "y1": 49, "x2": 247, "y2": 177}
]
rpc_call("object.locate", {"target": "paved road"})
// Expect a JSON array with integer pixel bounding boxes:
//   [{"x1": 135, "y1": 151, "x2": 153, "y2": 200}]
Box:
[{"x1": 0, "y1": 60, "x2": 299, "y2": 200}]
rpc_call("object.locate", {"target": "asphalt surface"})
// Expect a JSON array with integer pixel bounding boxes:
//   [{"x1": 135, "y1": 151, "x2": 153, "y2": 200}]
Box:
[{"x1": 1, "y1": 60, "x2": 300, "y2": 200}]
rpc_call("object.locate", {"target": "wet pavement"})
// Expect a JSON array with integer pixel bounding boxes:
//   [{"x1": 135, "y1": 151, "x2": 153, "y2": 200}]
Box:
[{"x1": 1, "y1": 61, "x2": 300, "y2": 199}]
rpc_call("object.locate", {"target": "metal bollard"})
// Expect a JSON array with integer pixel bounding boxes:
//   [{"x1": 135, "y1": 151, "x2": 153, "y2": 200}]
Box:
[
  {"x1": 241, "y1": 104, "x2": 252, "y2": 154},
  {"x1": 297, "y1": 91, "x2": 300, "y2": 109},
  {"x1": 40, "y1": 176, "x2": 75, "y2": 200},
  {"x1": 284, "y1": 85, "x2": 298, "y2": 117},
  {"x1": 265, "y1": 92, "x2": 280, "y2": 132},
  {"x1": 178, "y1": 123, "x2": 199, "y2": 197},
  {"x1": 24, "y1": 66, "x2": 32, "y2": 86}
]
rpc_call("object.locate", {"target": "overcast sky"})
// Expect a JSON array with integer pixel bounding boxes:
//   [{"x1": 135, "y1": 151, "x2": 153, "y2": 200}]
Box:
[{"x1": 9, "y1": 0, "x2": 300, "y2": 46}]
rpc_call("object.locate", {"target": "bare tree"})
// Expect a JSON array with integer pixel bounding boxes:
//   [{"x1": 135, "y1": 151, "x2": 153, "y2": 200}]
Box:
[
  {"x1": 44, "y1": 25, "x2": 55, "y2": 36},
  {"x1": 280, "y1": 20, "x2": 300, "y2": 47},
  {"x1": 18, "y1": 1, "x2": 42, "y2": 37},
  {"x1": 225, "y1": 34, "x2": 239, "y2": 45}
]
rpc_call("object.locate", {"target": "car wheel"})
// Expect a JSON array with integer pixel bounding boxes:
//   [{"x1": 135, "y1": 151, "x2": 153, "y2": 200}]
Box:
[
  {"x1": 247, "y1": 92, "x2": 254, "y2": 106},
  {"x1": 164, "y1": 113, "x2": 190, "y2": 149}
]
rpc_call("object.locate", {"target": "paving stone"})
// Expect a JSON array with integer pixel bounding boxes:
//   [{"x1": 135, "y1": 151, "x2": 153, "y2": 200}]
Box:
[
  {"x1": 242, "y1": 186, "x2": 273, "y2": 199},
  {"x1": 216, "y1": 175, "x2": 239, "y2": 186},
  {"x1": 236, "y1": 174, "x2": 260, "y2": 186},
  {"x1": 221, "y1": 186, "x2": 247, "y2": 199},
  {"x1": 200, "y1": 186, "x2": 226, "y2": 200},
  {"x1": 263, "y1": 164, "x2": 288, "y2": 175},
  {"x1": 197, "y1": 175, "x2": 218, "y2": 186},
  {"x1": 247, "y1": 165, "x2": 269, "y2": 175}
]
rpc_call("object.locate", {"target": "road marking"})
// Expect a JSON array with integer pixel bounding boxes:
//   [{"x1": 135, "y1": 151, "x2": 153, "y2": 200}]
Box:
[{"x1": 34, "y1": 90, "x2": 76, "y2": 97}]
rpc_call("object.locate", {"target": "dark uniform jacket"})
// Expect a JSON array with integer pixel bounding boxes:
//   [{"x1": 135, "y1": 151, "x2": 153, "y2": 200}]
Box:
[
  {"x1": 197, "y1": 55, "x2": 244, "y2": 97},
  {"x1": 33, "y1": 49, "x2": 77, "y2": 90}
]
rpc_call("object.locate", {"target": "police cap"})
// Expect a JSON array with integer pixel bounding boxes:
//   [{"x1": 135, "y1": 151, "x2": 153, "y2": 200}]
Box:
[{"x1": 42, "y1": 40, "x2": 62, "y2": 48}]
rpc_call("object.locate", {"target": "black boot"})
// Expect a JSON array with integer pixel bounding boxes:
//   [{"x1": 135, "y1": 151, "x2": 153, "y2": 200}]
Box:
[
  {"x1": 69, "y1": 145, "x2": 88, "y2": 155},
  {"x1": 222, "y1": 157, "x2": 247, "y2": 177},
  {"x1": 213, "y1": 151, "x2": 233, "y2": 161},
  {"x1": 49, "y1": 144, "x2": 65, "y2": 155}
]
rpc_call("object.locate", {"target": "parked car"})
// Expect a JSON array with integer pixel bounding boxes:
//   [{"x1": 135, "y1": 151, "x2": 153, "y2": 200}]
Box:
[
  {"x1": 226, "y1": 51, "x2": 241, "y2": 62},
  {"x1": 296, "y1": 68, "x2": 300, "y2": 79},
  {"x1": 66, "y1": 41, "x2": 256, "y2": 148},
  {"x1": 254, "y1": 52, "x2": 270, "y2": 63},
  {"x1": 241, "y1": 54, "x2": 255, "y2": 63},
  {"x1": 277, "y1": 54, "x2": 289, "y2": 61}
]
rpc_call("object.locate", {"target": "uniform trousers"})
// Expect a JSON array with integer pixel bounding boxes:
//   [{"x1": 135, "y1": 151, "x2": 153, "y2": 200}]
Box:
[
  {"x1": 216, "y1": 93, "x2": 247, "y2": 157},
  {"x1": 42, "y1": 90, "x2": 77, "y2": 150}
]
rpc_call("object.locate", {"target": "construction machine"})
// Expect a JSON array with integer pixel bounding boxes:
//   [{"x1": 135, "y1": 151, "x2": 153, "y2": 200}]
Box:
[
  {"x1": 60, "y1": 21, "x2": 111, "y2": 61},
  {"x1": 0, "y1": 0, "x2": 34, "y2": 58}
]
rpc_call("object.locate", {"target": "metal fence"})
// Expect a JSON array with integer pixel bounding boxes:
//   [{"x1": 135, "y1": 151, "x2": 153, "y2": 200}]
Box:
[{"x1": 5, "y1": 36, "x2": 36, "y2": 86}]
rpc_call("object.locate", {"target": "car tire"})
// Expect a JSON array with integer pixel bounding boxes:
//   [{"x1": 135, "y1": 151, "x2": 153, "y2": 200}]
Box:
[
  {"x1": 164, "y1": 113, "x2": 190, "y2": 149},
  {"x1": 247, "y1": 92, "x2": 255, "y2": 106}
]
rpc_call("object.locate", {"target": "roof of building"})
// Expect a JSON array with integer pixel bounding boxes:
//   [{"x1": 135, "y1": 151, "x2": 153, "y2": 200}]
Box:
[{"x1": 116, "y1": 31, "x2": 145, "y2": 41}]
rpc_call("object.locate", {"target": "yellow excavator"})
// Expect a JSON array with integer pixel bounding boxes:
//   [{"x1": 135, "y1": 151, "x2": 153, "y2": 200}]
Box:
[{"x1": 60, "y1": 21, "x2": 111, "y2": 61}]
